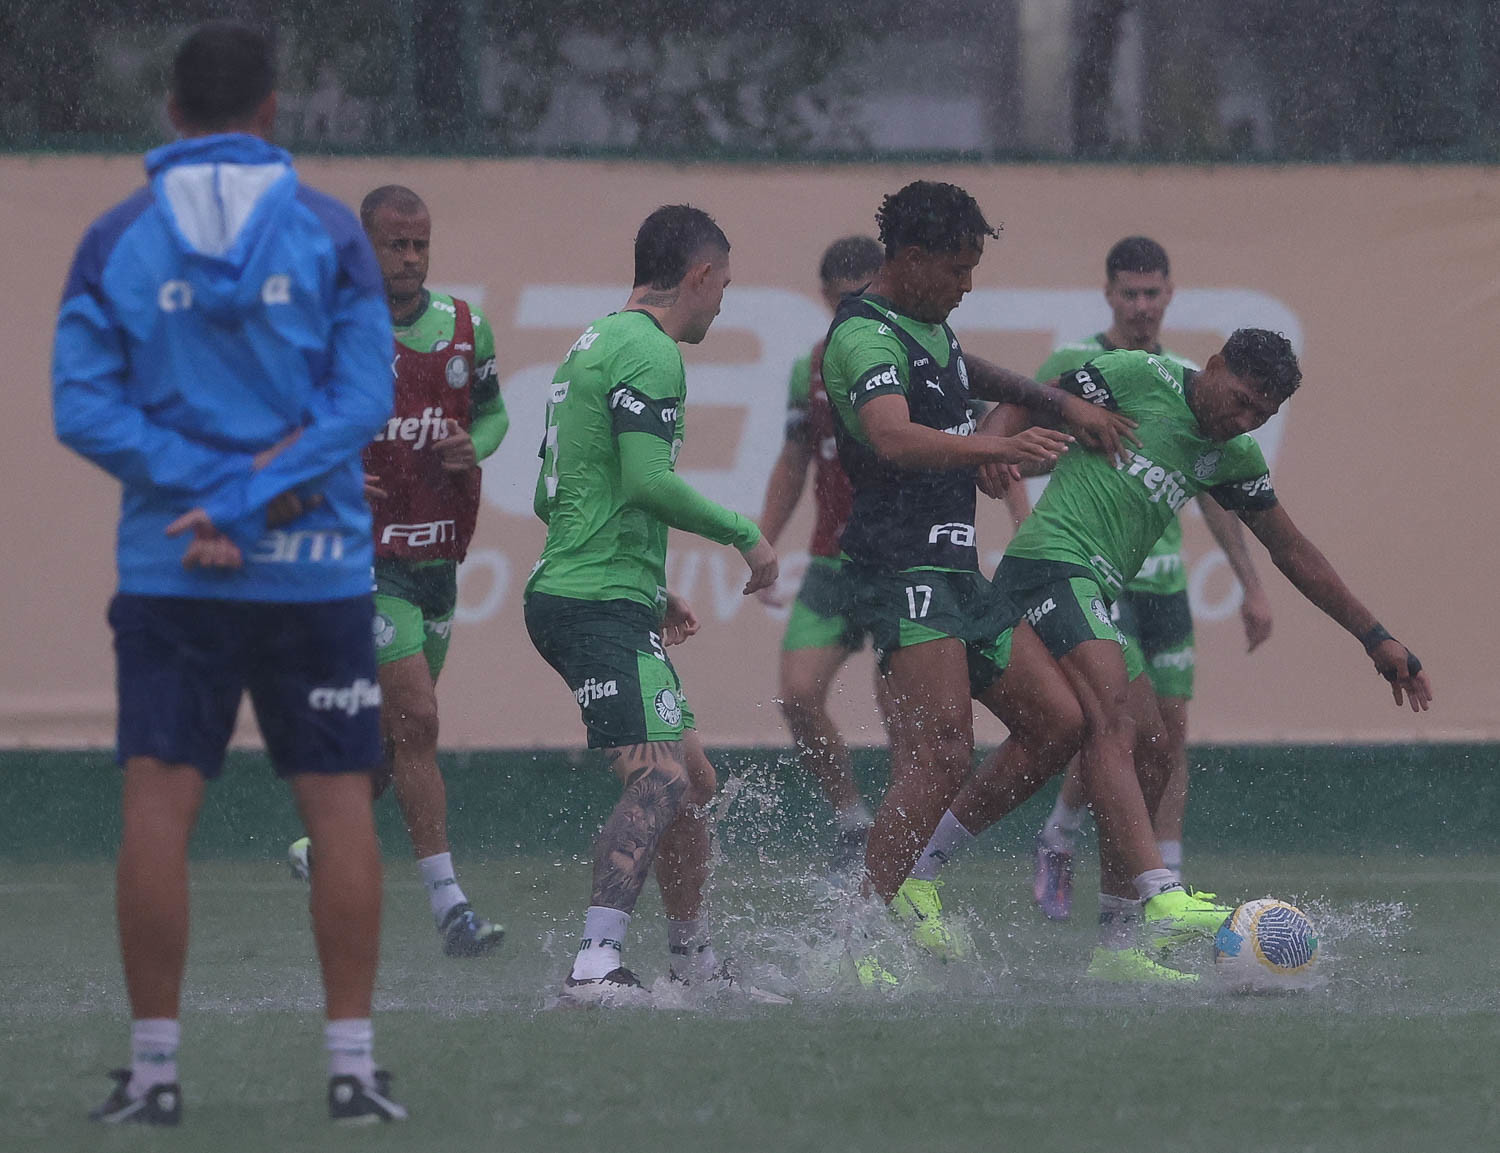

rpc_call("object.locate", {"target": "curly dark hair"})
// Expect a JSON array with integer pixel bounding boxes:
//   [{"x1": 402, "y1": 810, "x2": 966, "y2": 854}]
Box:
[
  {"x1": 1106, "y1": 236, "x2": 1170, "y2": 280},
  {"x1": 875, "y1": 181, "x2": 1000, "y2": 259},
  {"x1": 1222, "y1": 328, "x2": 1302, "y2": 400}
]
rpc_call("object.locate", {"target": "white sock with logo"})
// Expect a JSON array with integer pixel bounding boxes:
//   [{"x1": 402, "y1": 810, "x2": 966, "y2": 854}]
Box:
[
  {"x1": 128, "y1": 1018, "x2": 179, "y2": 1095},
  {"x1": 1133, "y1": 868, "x2": 1183, "y2": 903},
  {"x1": 911, "y1": 809, "x2": 974, "y2": 882},
  {"x1": 571, "y1": 906, "x2": 630, "y2": 981},
  {"x1": 1156, "y1": 840, "x2": 1183, "y2": 882},
  {"x1": 1097, "y1": 894, "x2": 1141, "y2": 950},
  {"x1": 325, "y1": 1018, "x2": 376, "y2": 1088},
  {"x1": 667, "y1": 917, "x2": 719, "y2": 981},
  {"x1": 418, "y1": 852, "x2": 469, "y2": 926},
  {"x1": 1040, "y1": 794, "x2": 1087, "y2": 853}
]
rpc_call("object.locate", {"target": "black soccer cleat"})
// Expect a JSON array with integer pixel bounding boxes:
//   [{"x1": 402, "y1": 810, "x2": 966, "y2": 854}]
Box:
[
  {"x1": 560, "y1": 966, "x2": 654, "y2": 1007},
  {"x1": 328, "y1": 1070, "x2": 408, "y2": 1124},
  {"x1": 89, "y1": 1069, "x2": 182, "y2": 1126},
  {"x1": 439, "y1": 902, "x2": 505, "y2": 958}
]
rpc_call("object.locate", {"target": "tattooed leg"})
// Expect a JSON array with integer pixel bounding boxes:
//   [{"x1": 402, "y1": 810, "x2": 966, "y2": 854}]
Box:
[
  {"x1": 592, "y1": 742, "x2": 689, "y2": 914},
  {"x1": 655, "y1": 729, "x2": 717, "y2": 922}
]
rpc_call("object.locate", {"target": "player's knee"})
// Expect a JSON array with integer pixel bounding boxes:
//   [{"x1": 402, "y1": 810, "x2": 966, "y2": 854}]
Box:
[
  {"x1": 1038, "y1": 693, "x2": 1085, "y2": 763},
  {"x1": 387, "y1": 700, "x2": 439, "y2": 752}
]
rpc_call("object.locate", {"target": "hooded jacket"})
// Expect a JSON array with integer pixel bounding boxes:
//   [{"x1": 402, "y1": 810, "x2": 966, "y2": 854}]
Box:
[{"x1": 52, "y1": 133, "x2": 393, "y2": 601}]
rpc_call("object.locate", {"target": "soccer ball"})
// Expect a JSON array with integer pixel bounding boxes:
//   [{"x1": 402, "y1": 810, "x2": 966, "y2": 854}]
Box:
[{"x1": 1212, "y1": 898, "x2": 1319, "y2": 990}]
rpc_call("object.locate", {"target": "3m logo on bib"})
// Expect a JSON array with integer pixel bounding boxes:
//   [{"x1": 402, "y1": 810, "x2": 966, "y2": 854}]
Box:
[
  {"x1": 374, "y1": 407, "x2": 450, "y2": 451},
  {"x1": 381, "y1": 521, "x2": 456, "y2": 548},
  {"x1": 1116, "y1": 451, "x2": 1191, "y2": 512},
  {"x1": 929, "y1": 522, "x2": 976, "y2": 547},
  {"x1": 308, "y1": 678, "x2": 381, "y2": 716},
  {"x1": 1024, "y1": 597, "x2": 1057, "y2": 627},
  {"x1": 610, "y1": 387, "x2": 646, "y2": 415},
  {"x1": 575, "y1": 677, "x2": 619, "y2": 706}
]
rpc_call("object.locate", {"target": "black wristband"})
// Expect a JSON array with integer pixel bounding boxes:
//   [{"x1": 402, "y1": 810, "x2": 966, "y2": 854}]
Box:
[{"x1": 1360, "y1": 623, "x2": 1394, "y2": 653}]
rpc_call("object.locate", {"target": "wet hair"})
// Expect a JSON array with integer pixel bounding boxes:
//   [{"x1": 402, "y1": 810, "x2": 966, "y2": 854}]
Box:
[
  {"x1": 360, "y1": 185, "x2": 428, "y2": 231},
  {"x1": 1106, "y1": 236, "x2": 1170, "y2": 280},
  {"x1": 818, "y1": 235, "x2": 884, "y2": 285},
  {"x1": 633, "y1": 205, "x2": 730, "y2": 290},
  {"x1": 1222, "y1": 328, "x2": 1302, "y2": 400},
  {"x1": 171, "y1": 22, "x2": 275, "y2": 131},
  {"x1": 875, "y1": 181, "x2": 1000, "y2": 258}
]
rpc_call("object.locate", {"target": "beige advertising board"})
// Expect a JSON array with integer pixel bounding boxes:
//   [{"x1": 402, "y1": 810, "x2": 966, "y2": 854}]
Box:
[{"x1": 2, "y1": 156, "x2": 1493, "y2": 746}]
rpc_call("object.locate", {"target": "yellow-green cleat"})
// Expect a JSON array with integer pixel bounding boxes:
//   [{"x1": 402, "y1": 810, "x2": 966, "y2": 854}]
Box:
[
  {"x1": 287, "y1": 836, "x2": 312, "y2": 882},
  {"x1": 1086, "y1": 946, "x2": 1199, "y2": 983},
  {"x1": 890, "y1": 878, "x2": 971, "y2": 962},
  {"x1": 851, "y1": 954, "x2": 900, "y2": 990},
  {"x1": 1142, "y1": 886, "x2": 1234, "y2": 953}
]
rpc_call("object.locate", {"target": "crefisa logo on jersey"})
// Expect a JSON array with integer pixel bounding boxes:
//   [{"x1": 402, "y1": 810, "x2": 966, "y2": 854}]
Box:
[
  {"x1": 445, "y1": 355, "x2": 469, "y2": 388},
  {"x1": 1193, "y1": 448, "x2": 1223, "y2": 481}
]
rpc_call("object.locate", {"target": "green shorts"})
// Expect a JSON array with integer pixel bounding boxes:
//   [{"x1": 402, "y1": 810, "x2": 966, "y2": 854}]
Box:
[
  {"x1": 996, "y1": 556, "x2": 1146, "y2": 682},
  {"x1": 846, "y1": 564, "x2": 1019, "y2": 697},
  {"x1": 782, "y1": 556, "x2": 867, "y2": 653},
  {"x1": 373, "y1": 559, "x2": 457, "y2": 681},
  {"x1": 1115, "y1": 589, "x2": 1195, "y2": 699},
  {"x1": 524, "y1": 592, "x2": 696, "y2": 750}
]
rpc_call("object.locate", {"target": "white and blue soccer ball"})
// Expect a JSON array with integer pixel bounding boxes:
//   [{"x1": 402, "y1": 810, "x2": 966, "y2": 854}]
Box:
[{"x1": 1212, "y1": 898, "x2": 1319, "y2": 991}]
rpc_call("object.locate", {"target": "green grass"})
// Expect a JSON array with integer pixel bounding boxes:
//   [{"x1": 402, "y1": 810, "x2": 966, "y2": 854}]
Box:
[{"x1": 2, "y1": 848, "x2": 1498, "y2": 1152}]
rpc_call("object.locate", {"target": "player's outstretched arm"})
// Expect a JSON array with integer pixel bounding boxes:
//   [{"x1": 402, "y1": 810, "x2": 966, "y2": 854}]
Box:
[
  {"x1": 617, "y1": 430, "x2": 778, "y2": 594},
  {"x1": 757, "y1": 437, "x2": 814, "y2": 550},
  {"x1": 966, "y1": 358, "x2": 1139, "y2": 461},
  {"x1": 858, "y1": 393, "x2": 1072, "y2": 472},
  {"x1": 1240, "y1": 503, "x2": 1432, "y2": 710},
  {"x1": 661, "y1": 592, "x2": 700, "y2": 646},
  {"x1": 1199, "y1": 495, "x2": 1272, "y2": 651}
]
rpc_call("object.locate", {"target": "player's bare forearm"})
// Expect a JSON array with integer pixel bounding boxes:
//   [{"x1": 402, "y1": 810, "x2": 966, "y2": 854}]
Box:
[
  {"x1": 966, "y1": 356, "x2": 1056, "y2": 412},
  {"x1": 978, "y1": 404, "x2": 1054, "y2": 477},
  {"x1": 859, "y1": 394, "x2": 1071, "y2": 471},
  {"x1": 757, "y1": 440, "x2": 813, "y2": 547},
  {"x1": 1243, "y1": 504, "x2": 1375, "y2": 638},
  {"x1": 1201, "y1": 495, "x2": 1263, "y2": 592}
]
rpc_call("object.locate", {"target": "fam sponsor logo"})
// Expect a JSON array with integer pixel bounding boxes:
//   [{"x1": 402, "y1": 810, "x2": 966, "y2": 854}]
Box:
[
  {"x1": 308, "y1": 678, "x2": 381, "y2": 716},
  {"x1": 374, "y1": 406, "x2": 451, "y2": 451},
  {"x1": 381, "y1": 520, "x2": 457, "y2": 548},
  {"x1": 575, "y1": 677, "x2": 619, "y2": 706},
  {"x1": 250, "y1": 529, "x2": 346, "y2": 564},
  {"x1": 928, "y1": 521, "x2": 976, "y2": 547}
]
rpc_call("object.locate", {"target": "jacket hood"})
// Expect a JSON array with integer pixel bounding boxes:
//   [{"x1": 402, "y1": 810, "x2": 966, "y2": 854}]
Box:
[{"x1": 145, "y1": 134, "x2": 300, "y2": 322}]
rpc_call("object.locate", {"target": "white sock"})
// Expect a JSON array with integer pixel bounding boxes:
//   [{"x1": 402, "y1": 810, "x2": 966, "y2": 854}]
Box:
[
  {"x1": 668, "y1": 917, "x2": 718, "y2": 980},
  {"x1": 129, "y1": 1018, "x2": 179, "y2": 1095},
  {"x1": 911, "y1": 810, "x2": 974, "y2": 882},
  {"x1": 572, "y1": 906, "x2": 630, "y2": 980},
  {"x1": 1040, "y1": 795, "x2": 1087, "y2": 853},
  {"x1": 1156, "y1": 840, "x2": 1183, "y2": 881},
  {"x1": 1097, "y1": 894, "x2": 1141, "y2": 950},
  {"x1": 418, "y1": 852, "x2": 469, "y2": 926},
  {"x1": 1133, "y1": 868, "x2": 1183, "y2": 902},
  {"x1": 325, "y1": 1018, "x2": 376, "y2": 1088},
  {"x1": 834, "y1": 802, "x2": 873, "y2": 832}
]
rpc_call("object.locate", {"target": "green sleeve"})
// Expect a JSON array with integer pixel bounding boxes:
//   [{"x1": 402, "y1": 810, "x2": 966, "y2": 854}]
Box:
[
  {"x1": 1207, "y1": 436, "x2": 1278, "y2": 511},
  {"x1": 471, "y1": 393, "x2": 508, "y2": 461},
  {"x1": 1036, "y1": 348, "x2": 1080, "y2": 382},
  {"x1": 784, "y1": 353, "x2": 813, "y2": 444},
  {"x1": 468, "y1": 309, "x2": 508, "y2": 461},
  {"x1": 618, "y1": 431, "x2": 760, "y2": 550},
  {"x1": 825, "y1": 317, "x2": 910, "y2": 411}
]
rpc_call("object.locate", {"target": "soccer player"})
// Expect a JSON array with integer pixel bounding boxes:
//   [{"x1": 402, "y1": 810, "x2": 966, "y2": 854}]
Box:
[
  {"x1": 53, "y1": 23, "x2": 406, "y2": 1123},
  {"x1": 524, "y1": 205, "x2": 779, "y2": 1005},
  {"x1": 913, "y1": 330, "x2": 1432, "y2": 981},
  {"x1": 755, "y1": 235, "x2": 886, "y2": 872},
  {"x1": 1029, "y1": 236, "x2": 1274, "y2": 918},
  {"x1": 820, "y1": 181, "x2": 1136, "y2": 977},
  {"x1": 288, "y1": 185, "x2": 509, "y2": 958}
]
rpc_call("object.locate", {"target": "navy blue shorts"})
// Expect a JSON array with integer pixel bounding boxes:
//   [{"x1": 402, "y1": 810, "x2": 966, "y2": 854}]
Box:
[{"x1": 109, "y1": 593, "x2": 383, "y2": 779}]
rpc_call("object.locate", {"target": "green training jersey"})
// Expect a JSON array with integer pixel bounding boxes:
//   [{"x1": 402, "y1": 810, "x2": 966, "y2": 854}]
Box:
[
  {"x1": 823, "y1": 293, "x2": 981, "y2": 572},
  {"x1": 526, "y1": 309, "x2": 756, "y2": 610},
  {"x1": 1007, "y1": 349, "x2": 1276, "y2": 598},
  {"x1": 393, "y1": 290, "x2": 507, "y2": 458},
  {"x1": 1037, "y1": 335, "x2": 1197, "y2": 595}
]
